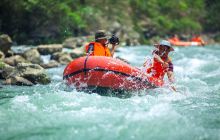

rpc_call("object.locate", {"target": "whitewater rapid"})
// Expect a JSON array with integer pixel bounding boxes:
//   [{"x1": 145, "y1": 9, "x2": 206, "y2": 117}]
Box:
[{"x1": 1, "y1": 45, "x2": 220, "y2": 140}]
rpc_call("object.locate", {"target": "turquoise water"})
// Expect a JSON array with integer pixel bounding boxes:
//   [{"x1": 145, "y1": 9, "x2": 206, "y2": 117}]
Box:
[{"x1": 1, "y1": 45, "x2": 220, "y2": 140}]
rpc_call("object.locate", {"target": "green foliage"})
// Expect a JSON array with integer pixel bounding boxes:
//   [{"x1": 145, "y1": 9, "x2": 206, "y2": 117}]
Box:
[
  {"x1": 0, "y1": 0, "x2": 219, "y2": 44},
  {"x1": 130, "y1": 0, "x2": 205, "y2": 36},
  {"x1": 0, "y1": 0, "x2": 90, "y2": 44},
  {"x1": 173, "y1": 18, "x2": 202, "y2": 33},
  {"x1": 204, "y1": 0, "x2": 220, "y2": 32}
]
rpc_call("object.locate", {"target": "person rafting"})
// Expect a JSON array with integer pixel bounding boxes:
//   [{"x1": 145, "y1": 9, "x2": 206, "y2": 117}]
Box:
[
  {"x1": 169, "y1": 34, "x2": 180, "y2": 42},
  {"x1": 144, "y1": 40, "x2": 176, "y2": 91},
  {"x1": 191, "y1": 34, "x2": 205, "y2": 46},
  {"x1": 85, "y1": 30, "x2": 119, "y2": 57}
]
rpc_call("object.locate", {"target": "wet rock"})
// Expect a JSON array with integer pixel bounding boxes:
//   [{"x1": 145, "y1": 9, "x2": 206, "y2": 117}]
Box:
[
  {"x1": 37, "y1": 44, "x2": 63, "y2": 55},
  {"x1": 70, "y1": 48, "x2": 84, "y2": 59},
  {"x1": 0, "y1": 62, "x2": 15, "y2": 79},
  {"x1": 6, "y1": 50, "x2": 14, "y2": 57},
  {"x1": 23, "y1": 48, "x2": 43, "y2": 64},
  {"x1": 138, "y1": 18, "x2": 157, "y2": 39},
  {"x1": 0, "y1": 34, "x2": 13, "y2": 55},
  {"x1": 125, "y1": 38, "x2": 131, "y2": 46},
  {"x1": 51, "y1": 52, "x2": 72, "y2": 64},
  {"x1": 212, "y1": 33, "x2": 220, "y2": 43},
  {"x1": 4, "y1": 76, "x2": 34, "y2": 86},
  {"x1": 123, "y1": 37, "x2": 140, "y2": 46},
  {"x1": 4, "y1": 55, "x2": 27, "y2": 66},
  {"x1": 11, "y1": 45, "x2": 31, "y2": 55},
  {"x1": 1, "y1": 62, "x2": 51, "y2": 85},
  {"x1": 63, "y1": 37, "x2": 87, "y2": 49},
  {"x1": 109, "y1": 21, "x2": 122, "y2": 33},
  {"x1": 40, "y1": 60, "x2": 60, "y2": 69},
  {"x1": 16, "y1": 63, "x2": 51, "y2": 85},
  {"x1": 0, "y1": 51, "x2": 5, "y2": 60}
]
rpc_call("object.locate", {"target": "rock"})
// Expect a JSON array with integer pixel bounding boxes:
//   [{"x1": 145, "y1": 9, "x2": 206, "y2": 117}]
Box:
[
  {"x1": 4, "y1": 55, "x2": 27, "y2": 66},
  {"x1": 51, "y1": 52, "x2": 72, "y2": 64},
  {"x1": 212, "y1": 33, "x2": 220, "y2": 43},
  {"x1": 37, "y1": 44, "x2": 63, "y2": 55},
  {"x1": 109, "y1": 21, "x2": 122, "y2": 33},
  {"x1": 0, "y1": 60, "x2": 4, "y2": 69},
  {"x1": 40, "y1": 60, "x2": 60, "y2": 69},
  {"x1": 63, "y1": 37, "x2": 86, "y2": 49},
  {"x1": 0, "y1": 62, "x2": 51, "y2": 85},
  {"x1": 4, "y1": 76, "x2": 34, "y2": 86},
  {"x1": 70, "y1": 48, "x2": 84, "y2": 59},
  {"x1": 3, "y1": 78, "x2": 12, "y2": 85},
  {"x1": 11, "y1": 45, "x2": 30, "y2": 55},
  {"x1": 0, "y1": 34, "x2": 13, "y2": 55},
  {"x1": 0, "y1": 51, "x2": 5, "y2": 60},
  {"x1": 23, "y1": 48, "x2": 43, "y2": 64},
  {"x1": 6, "y1": 50, "x2": 14, "y2": 57},
  {"x1": 0, "y1": 61, "x2": 5, "y2": 79},
  {"x1": 0, "y1": 62, "x2": 15, "y2": 79},
  {"x1": 16, "y1": 63, "x2": 51, "y2": 84},
  {"x1": 125, "y1": 38, "x2": 131, "y2": 46}
]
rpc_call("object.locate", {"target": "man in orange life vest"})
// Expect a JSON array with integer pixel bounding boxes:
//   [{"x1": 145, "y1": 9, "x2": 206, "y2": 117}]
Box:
[
  {"x1": 144, "y1": 40, "x2": 176, "y2": 91},
  {"x1": 169, "y1": 34, "x2": 180, "y2": 42},
  {"x1": 85, "y1": 30, "x2": 118, "y2": 57},
  {"x1": 191, "y1": 34, "x2": 205, "y2": 46}
]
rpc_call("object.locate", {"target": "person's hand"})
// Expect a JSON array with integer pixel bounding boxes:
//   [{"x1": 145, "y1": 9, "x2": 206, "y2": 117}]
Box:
[
  {"x1": 112, "y1": 44, "x2": 117, "y2": 48},
  {"x1": 110, "y1": 44, "x2": 117, "y2": 57},
  {"x1": 170, "y1": 85, "x2": 177, "y2": 92},
  {"x1": 201, "y1": 41, "x2": 205, "y2": 46},
  {"x1": 162, "y1": 62, "x2": 169, "y2": 68}
]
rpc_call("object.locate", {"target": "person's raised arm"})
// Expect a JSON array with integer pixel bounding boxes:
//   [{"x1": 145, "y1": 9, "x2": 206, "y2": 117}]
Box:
[
  {"x1": 110, "y1": 44, "x2": 116, "y2": 57},
  {"x1": 167, "y1": 71, "x2": 177, "y2": 92},
  {"x1": 153, "y1": 53, "x2": 169, "y2": 67},
  {"x1": 109, "y1": 34, "x2": 120, "y2": 57}
]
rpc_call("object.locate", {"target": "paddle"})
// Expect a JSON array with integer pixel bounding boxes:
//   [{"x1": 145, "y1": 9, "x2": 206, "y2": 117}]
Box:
[
  {"x1": 169, "y1": 85, "x2": 177, "y2": 92},
  {"x1": 115, "y1": 56, "x2": 130, "y2": 64},
  {"x1": 84, "y1": 44, "x2": 94, "y2": 75}
]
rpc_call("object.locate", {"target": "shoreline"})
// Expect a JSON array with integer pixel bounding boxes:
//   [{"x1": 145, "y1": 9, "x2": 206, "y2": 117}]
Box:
[{"x1": 1, "y1": 33, "x2": 219, "y2": 87}]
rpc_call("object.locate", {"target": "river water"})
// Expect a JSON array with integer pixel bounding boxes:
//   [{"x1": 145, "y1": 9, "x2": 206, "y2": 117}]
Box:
[{"x1": 1, "y1": 45, "x2": 220, "y2": 140}]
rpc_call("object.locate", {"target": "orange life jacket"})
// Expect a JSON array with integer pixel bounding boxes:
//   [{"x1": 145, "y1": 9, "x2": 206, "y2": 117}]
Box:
[
  {"x1": 169, "y1": 37, "x2": 180, "y2": 42},
  {"x1": 146, "y1": 57, "x2": 170, "y2": 80},
  {"x1": 85, "y1": 42, "x2": 111, "y2": 57},
  {"x1": 191, "y1": 37, "x2": 203, "y2": 43}
]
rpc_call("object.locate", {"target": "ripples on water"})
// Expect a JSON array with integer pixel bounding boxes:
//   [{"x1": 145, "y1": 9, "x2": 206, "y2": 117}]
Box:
[{"x1": 1, "y1": 45, "x2": 220, "y2": 140}]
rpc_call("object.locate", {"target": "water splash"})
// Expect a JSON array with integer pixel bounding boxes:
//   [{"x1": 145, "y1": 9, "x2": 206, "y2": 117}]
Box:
[{"x1": 1, "y1": 45, "x2": 220, "y2": 140}]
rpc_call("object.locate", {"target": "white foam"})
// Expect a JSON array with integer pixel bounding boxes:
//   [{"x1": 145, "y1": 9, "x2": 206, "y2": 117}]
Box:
[
  {"x1": 12, "y1": 95, "x2": 37, "y2": 112},
  {"x1": 41, "y1": 55, "x2": 51, "y2": 63},
  {"x1": 12, "y1": 95, "x2": 29, "y2": 103}
]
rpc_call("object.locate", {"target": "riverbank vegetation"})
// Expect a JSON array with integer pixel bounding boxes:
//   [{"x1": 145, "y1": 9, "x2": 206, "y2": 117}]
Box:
[{"x1": 0, "y1": 0, "x2": 219, "y2": 44}]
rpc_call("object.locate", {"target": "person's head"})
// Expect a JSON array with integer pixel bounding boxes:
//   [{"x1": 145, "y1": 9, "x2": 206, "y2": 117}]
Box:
[
  {"x1": 156, "y1": 40, "x2": 174, "y2": 55},
  {"x1": 195, "y1": 34, "x2": 201, "y2": 37},
  {"x1": 95, "y1": 30, "x2": 108, "y2": 46},
  {"x1": 174, "y1": 34, "x2": 178, "y2": 38},
  {"x1": 193, "y1": 32, "x2": 201, "y2": 37}
]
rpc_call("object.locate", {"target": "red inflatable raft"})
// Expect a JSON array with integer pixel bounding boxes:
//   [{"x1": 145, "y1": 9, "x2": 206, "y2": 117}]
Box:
[
  {"x1": 63, "y1": 56, "x2": 163, "y2": 94},
  {"x1": 168, "y1": 39, "x2": 203, "y2": 46}
]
